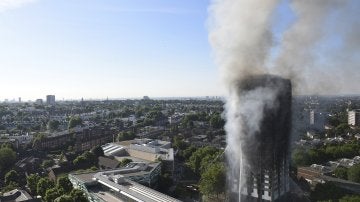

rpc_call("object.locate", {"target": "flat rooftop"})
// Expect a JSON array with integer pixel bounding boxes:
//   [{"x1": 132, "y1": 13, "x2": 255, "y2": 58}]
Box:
[{"x1": 70, "y1": 167, "x2": 180, "y2": 202}]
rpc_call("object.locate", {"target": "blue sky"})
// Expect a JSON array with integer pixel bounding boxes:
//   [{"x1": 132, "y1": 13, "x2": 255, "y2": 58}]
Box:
[
  {"x1": 0, "y1": 0, "x2": 225, "y2": 100},
  {"x1": 1, "y1": 0, "x2": 356, "y2": 101}
]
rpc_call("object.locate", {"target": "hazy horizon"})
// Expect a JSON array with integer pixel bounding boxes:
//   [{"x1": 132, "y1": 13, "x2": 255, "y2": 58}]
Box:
[{"x1": 0, "y1": 0, "x2": 359, "y2": 101}]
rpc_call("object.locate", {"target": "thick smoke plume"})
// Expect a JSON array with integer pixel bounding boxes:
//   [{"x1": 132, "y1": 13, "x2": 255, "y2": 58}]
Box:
[
  {"x1": 208, "y1": 0, "x2": 359, "y2": 200},
  {"x1": 273, "y1": 0, "x2": 348, "y2": 94},
  {"x1": 208, "y1": 0, "x2": 279, "y2": 196}
]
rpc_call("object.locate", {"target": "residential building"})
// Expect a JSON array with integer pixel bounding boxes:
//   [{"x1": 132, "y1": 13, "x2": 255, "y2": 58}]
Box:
[
  {"x1": 348, "y1": 110, "x2": 360, "y2": 126},
  {"x1": 0, "y1": 189, "x2": 40, "y2": 202},
  {"x1": 46, "y1": 95, "x2": 55, "y2": 105},
  {"x1": 35, "y1": 99, "x2": 43, "y2": 105},
  {"x1": 236, "y1": 76, "x2": 291, "y2": 202},
  {"x1": 309, "y1": 110, "x2": 326, "y2": 132}
]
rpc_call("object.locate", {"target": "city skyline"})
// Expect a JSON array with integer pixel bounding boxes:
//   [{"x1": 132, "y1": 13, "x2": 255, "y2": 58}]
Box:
[{"x1": 0, "y1": 0, "x2": 359, "y2": 101}]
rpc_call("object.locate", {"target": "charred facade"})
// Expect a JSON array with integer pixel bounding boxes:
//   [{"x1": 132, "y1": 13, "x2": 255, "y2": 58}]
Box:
[{"x1": 238, "y1": 74, "x2": 292, "y2": 201}]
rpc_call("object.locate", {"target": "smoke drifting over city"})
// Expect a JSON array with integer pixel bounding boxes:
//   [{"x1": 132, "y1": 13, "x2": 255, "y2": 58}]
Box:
[
  {"x1": 208, "y1": 0, "x2": 359, "y2": 200},
  {"x1": 209, "y1": 0, "x2": 359, "y2": 95}
]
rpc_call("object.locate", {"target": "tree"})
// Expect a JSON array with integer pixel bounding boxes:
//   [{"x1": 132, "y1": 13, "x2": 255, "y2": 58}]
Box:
[
  {"x1": 57, "y1": 176, "x2": 73, "y2": 194},
  {"x1": 120, "y1": 158, "x2": 133, "y2": 167},
  {"x1": 199, "y1": 162, "x2": 225, "y2": 197},
  {"x1": 1, "y1": 181, "x2": 20, "y2": 192},
  {"x1": 42, "y1": 159, "x2": 55, "y2": 168},
  {"x1": 340, "y1": 195, "x2": 360, "y2": 202},
  {"x1": 209, "y1": 113, "x2": 225, "y2": 129},
  {"x1": 73, "y1": 155, "x2": 87, "y2": 167},
  {"x1": 68, "y1": 116, "x2": 83, "y2": 129},
  {"x1": 188, "y1": 146, "x2": 220, "y2": 174},
  {"x1": 158, "y1": 173, "x2": 173, "y2": 194},
  {"x1": 55, "y1": 195, "x2": 74, "y2": 202},
  {"x1": 47, "y1": 120, "x2": 60, "y2": 131},
  {"x1": 45, "y1": 188, "x2": 61, "y2": 202},
  {"x1": 117, "y1": 131, "x2": 136, "y2": 141},
  {"x1": 348, "y1": 164, "x2": 360, "y2": 183},
  {"x1": 0, "y1": 147, "x2": 16, "y2": 172},
  {"x1": 73, "y1": 151, "x2": 97, "y2": 168},
  {"x1": 334, "y1": 167, "x2": 348, "y2": 180},
  {"x1": 70, "y1": 189, "x2": 88, "y2": 202},
  {"x1": 5, "y1": 170, "x2": 19, "y2": 185},
  {"x1": 335, "y1": 123, "x2": 350, "y2": 135},
  {"x1": 27, "y1": 174, "x2": 41, "y2": 195},
  {"x1": 310, "y1": 182, "x2": 345, "y2": 201},
  {"x1": 173, "y1": 136, "x2": 187, "y2": 150},
  {"x1": 182, "y1": 146, "x2": 197, "y2": 160},
  {"x1": 291, "y1": 148, "x2": 310, "y2": 166},
  {"x1": 91, "y1": 145, "x2": 104, "y2": 157},
  {"x1": 32, "y1": 133, "x2": 46, "y2": 148},
  {"x1": 37, "y1": 178, "x2": 54, "y2": 197},
  {"x1": 83, "y1": 151, "x2": 97, "y2": 165}
]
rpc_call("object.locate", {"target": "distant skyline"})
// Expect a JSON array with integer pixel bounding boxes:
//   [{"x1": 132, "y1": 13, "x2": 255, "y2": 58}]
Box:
[{"x1": 0, "y1": 0, "x2": 358, "y2": 100}]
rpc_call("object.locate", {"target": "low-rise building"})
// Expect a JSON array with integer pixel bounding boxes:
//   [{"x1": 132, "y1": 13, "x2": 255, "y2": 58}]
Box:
[
  {"x1": 102, "y1": 139, "x2": 175, "y2": 174},
  {"x1": 68, "y1": 162, "x2": 180, "y2": 202},
  {"x1": 0, "y1": 189, "x2": 40, "y2": 202}
]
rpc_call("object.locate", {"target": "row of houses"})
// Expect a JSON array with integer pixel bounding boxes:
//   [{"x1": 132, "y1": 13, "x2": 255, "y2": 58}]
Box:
[{"x1": 33, "y1": 125, "x2": 116, "y2": 152}]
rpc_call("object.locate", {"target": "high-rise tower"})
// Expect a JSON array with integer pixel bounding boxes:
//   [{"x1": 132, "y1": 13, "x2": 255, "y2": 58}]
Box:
[
  {"x1": 237, "y1": 75, "x2": 292, "y2": 201},
  {"x1": 46, "y1": 95, "x2": 56, "y2": 105}
]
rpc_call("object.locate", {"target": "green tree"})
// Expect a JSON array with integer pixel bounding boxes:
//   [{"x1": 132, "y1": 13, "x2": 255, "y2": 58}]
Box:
[
  {"x1": 340, "y1": 195, "x2": 360, "y2": 202},
  {"x1": 27, "y1": 174, "x2": 41, "y2": 195},
  {"x1": 209, "y1": 113, "x2": 225, "y2": 129},
  {"x1": 57, "y1": 176, "x2": 73, "y2": 194},
  {"x1": 188, "y1": 146, "x2": 219, "y2": 174},
  {"x1": 42, "y1": 159, "x2": 55, "y2": 168},
  {"x1": 91, "y1": 145, "x2": 104, "y2": 157},
  {"x1": 199, "y1": 162, "x2": 226, "y2": 198},
  {"x1": 73, "y1": 151, "x2": 97, "y2": 168},
  {"x1": 68, "y1": 116, "x2": 83, "y2": 129},
  {"x1": 348, "y1": 164, "x2": 360, "y2": 183},
  {"x1": 335, "y1": 123, "x2": 350, "y2": 135},
  {"x1": 158, "y1": 173, "x2": 173, "y2": 194},
  {"x1": 47, "y1": 120, "x2": 60, "y2": 131},
  {"x1": 37, "y1": 178, "x2": 55, "y2": 197},
  {"x1": 292, "y1": 148, "x2": 310, "y2": 166},
  {"x1": 173, "y1": 136, "x2": 187, "y2": 150},
  {"x1": 310, "y1": 182, "x2": 345, "y2": 201},
  {"x1": 55, "y1": 195, "x2": 74, "y2": 202},
  {"x1": 1, "y1": 181, "x2": 20, "y2": 192},
  {"x1": 120, "y1": 158, "x2": 133, "y2": 167},
  {"x1": 0, "y1": 147, "x2": 16, "y2": 172},
  {"x1": 70, "y1": 189, "x2": 88, "y2": 202},
  {"x1": 334, "y1": 167, "x2": 348, "y2": 180},
  {"x1": 73, "y1": 155, "x2": 86, "y2": 166},
  {"x1": 32, "y1": 133, "x2": 46, "y2": 148},
  {"x1": 45, "y1": 188, "x2": 61, "y2": 202},
  {"x1": 182, "y1": 146, "x2": 197, "y2": 160},
  {"x1": 83, "y1": 151, "x2": 97, "y2": 165},
  {"x1": 5, "y1": 170, "x2": 19, "y2": 185},
  {"x1": 117, "y1": 131, "x2": 136, "y2": 141}
]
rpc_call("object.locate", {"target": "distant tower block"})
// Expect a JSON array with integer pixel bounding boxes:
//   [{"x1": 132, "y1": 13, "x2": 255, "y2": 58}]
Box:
[
  {"x1": 348, "y1": 110, "x2": 360, "y2": 126},
  {"x1": 46, "y1": 95, "x2": 56, "y2": 105},
  {"x1": 238, "y1": 75, "x2": 292, "y2": 201}
]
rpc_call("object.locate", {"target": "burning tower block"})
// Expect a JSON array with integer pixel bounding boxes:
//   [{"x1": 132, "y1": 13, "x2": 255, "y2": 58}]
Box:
[{"x1": 238, "y1": 75, "x2": 292, "y2": 201}]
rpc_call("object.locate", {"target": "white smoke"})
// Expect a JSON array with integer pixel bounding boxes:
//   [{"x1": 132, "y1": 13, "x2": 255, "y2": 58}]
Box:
[
  {"x1": 208, "y1": 0, "x2": 280, "y2": 198},
  {"x1": 208, "y1": 0, "x2": 279, "y2": 89},
  {"x1": 273, "y1": 0, "x2": 349, "y2": 94}
]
